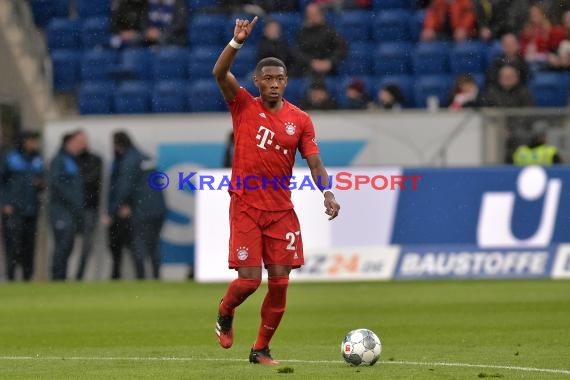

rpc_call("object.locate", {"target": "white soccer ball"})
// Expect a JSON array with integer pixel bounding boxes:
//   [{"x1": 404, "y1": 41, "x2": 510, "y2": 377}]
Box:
[{"x1": 341, "y1": 328, "x2": 382, "y2": 366}]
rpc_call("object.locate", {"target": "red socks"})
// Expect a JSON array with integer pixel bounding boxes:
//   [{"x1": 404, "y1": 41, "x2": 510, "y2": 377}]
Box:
[
  {"x1": 253, "y1": 276, "x2": 289, "y2": 350},
  {"x1": 219, "y1": 277, "x2": 261, "y2": 316}
]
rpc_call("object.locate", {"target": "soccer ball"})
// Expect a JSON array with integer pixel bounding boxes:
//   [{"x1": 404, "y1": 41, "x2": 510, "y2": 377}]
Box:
[{"x1": 341, "y1": 328, "x2": 382, "y2": 366}]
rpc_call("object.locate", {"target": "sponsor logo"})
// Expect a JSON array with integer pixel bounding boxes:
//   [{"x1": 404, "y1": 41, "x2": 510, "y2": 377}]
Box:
[
  {"x1": 478, "y1": 166, "x2": 561, "y2": 248},
  {"x1": 396, "y1": 246, "x2": 553, "y2": 279}
]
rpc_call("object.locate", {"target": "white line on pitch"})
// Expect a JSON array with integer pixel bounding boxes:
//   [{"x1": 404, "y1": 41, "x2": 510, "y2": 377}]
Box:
[{"x1": 0, "y1": 356, "x2": 569, "y2": 375}]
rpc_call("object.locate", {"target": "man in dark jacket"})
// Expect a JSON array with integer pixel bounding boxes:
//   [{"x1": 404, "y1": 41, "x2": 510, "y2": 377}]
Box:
[
  {"x1": 74, "y1": 131, "x2": 103, "y2": 280},
  {"x1": 485, "y1": 33, "x2": 531, "y2": 85},
  {"x1": 295, "y1": 3, "x2": 347, "y2": 77},
  {"x1": 132, "y1": 158, "x2": 166, "y2": 279},
  {"x1": 0, "y1": 131, "x2": 44, "y2": 281},
  {"x1": 142, "y1": 0, "x2": 188, "y2": 47},
  {"x1": 49, "y1": 131, "x2": 86, "y2": 281},
  {"x1": 481, "y1": 65, "x2": 534, "y2": 107},
  {"x1": 106, "y1": 131, "x2": 166, "y2": 279},
  {"x1": 105, "y1": 131, "x2": 141, "y2": 279}
]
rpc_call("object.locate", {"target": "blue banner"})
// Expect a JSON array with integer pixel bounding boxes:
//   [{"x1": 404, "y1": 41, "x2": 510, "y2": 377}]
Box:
[
  {"x1": 392, "y1": 166, "x2": 570, "y2": 247},
  {"x1": 395, "y1": 245, "x2": 556, "y2": 279}
]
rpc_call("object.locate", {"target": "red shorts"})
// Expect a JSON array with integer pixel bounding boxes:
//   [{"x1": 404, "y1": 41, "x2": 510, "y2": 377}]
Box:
[{"x1": 228, "y1": 195, "x2": 304, "y2": 269}]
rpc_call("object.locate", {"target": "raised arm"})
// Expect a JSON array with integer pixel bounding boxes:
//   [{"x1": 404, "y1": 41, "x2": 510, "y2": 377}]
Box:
[
  {"x1": 306, "y1": 154, "x2": 340, "y2": 220},
  {"x1": 212, "y1": 16, "x2": 258, "y2": 102}
]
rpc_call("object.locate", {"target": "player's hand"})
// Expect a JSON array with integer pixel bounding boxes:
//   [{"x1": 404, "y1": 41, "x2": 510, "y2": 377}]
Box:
[
  {"x1": 324, "y1": 192, "x2": 340, "y2": 220},
  {"x1": 233, "y1": 16, "x2": 258, "y2": 43}
]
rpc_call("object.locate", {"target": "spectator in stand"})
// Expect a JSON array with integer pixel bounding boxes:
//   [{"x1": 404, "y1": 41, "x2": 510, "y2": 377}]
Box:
[
  {"x1": 475, "y1": 0, "x2": 532, "y2": 40},
  {"x1": 447, "y1": 74, "x2": 481, "y2": 110},
  {"x1": 343, "y1": 79, "x2": 370, "y2": 110},
  {"x1": 142, "y1": 0, "x2": 188, "y2": 47},
  {"x1": 421, "y1": 0, "x2": 478, "y2": 42},
  {"x1": 481, "y1": 65, "x2": 534, "y2": 107},
  {"x1": 519, "y1": 3, "x2": 565, "y2": 71},
  {"x1": 295, "y1": 3, "x2": 348, "y2": 78},
  {"x1": 110, "y1": 0, "x2": 147, "y2": 48},
  {"x1": 257, "y1": 19, "x2": 299, "y2": 76},
  {"x1": 548, "y1": 10, "x2": 570, "y2": 69},
  {"x1": 368, "y1": 83, "x2": 405, "y2": 110},
  {"x1": 299, "y1": 80, "x2": 339, "y2": 110},
  {"x1": 486, "y1": 33, "x2": 531, "y2": 85}
]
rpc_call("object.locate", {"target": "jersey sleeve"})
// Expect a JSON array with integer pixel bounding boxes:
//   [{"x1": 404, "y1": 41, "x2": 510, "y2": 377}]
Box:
[
  {"x1": 228, "y1": 87, "x2": 253, "y2": 117},
  {"x1": 299, "y1": 113, "x2": 320, "y2": 159}
]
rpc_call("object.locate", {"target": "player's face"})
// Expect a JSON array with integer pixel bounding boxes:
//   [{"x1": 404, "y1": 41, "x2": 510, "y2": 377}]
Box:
[{"x1": 254, "y1": 66, "x2": 288, "y2": 104}]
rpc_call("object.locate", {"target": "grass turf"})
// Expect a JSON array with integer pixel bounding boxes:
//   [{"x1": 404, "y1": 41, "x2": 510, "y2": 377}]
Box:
[{"x1": 0, "y1": 279, "x2": 569, "y2": 379}]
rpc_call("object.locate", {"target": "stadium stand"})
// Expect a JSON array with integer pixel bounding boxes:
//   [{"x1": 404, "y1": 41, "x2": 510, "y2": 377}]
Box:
[{"x1": 24, "y1": 0, "x2": 570, "y2": 114}]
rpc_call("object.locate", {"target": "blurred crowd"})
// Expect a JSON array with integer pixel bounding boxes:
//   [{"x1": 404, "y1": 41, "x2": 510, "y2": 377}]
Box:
[
  {"x1": 104, "y1": 0, "x2": 570, "y2": 111},
  {"x1": 0, "y1": 130, "x2": 166, "y2": 282}
]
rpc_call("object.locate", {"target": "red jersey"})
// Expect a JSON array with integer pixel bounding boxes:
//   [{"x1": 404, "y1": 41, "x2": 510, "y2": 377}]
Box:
[{"x1": 227, "y1": 87, "x2": 320, "y2": 211}]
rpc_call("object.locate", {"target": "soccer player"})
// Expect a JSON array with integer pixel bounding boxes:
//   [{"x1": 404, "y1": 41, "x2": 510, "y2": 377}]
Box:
[{"x1": 212, "y1": 16, "x2": 341, "y2": 365}]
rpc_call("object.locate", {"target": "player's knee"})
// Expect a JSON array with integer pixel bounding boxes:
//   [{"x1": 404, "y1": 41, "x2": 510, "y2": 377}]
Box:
[
  {"x1": 240, "y1": 277, "x2": 262, "y2": 294},
  {"x1": 268, "y1": 275, "x2": 289, "y2": 291}
]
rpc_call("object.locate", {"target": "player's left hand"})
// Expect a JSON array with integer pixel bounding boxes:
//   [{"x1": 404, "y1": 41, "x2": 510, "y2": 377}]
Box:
[{"x1": 324, "y1": 192, "x2": 340, "y2": 220}]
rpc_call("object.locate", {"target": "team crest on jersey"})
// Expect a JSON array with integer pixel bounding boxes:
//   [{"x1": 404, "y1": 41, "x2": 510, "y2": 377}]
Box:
[
  {"x1": 284, "y1": 122, "x2": 296, "y2": 135},
  {"x1": 236, "y1": 247, "x2": 249, "y2": 261}
]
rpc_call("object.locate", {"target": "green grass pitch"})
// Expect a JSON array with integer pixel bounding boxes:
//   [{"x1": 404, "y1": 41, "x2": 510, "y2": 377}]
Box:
[{"x1": 0, "y1": 279, "x2": 569, "y2": 379}]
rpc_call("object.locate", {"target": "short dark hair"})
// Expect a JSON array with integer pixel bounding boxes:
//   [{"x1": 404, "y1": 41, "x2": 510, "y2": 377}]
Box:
[
  {"x1": 113, "y1": 130, "x2": 133, "y2": 149},
  {"x1": 62, "y1": 129, "x2": 82, "y2": 146},
  {"x1": 255, "y1": 57, "x2": 287, "y2": 75}
]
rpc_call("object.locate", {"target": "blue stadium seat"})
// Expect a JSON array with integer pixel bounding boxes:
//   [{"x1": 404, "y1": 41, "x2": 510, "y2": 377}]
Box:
[
  {"x1": 114, "y1": 81, "x2": 151, "y2": 113},
  {"x1": 118, "y1": 48, "x2": 153, "y2": 80},
  {"x1": 76, "y1": 0, "x2": 111, "y2": 18},
  {"x1": 267, "y1": 12, "x2": 303, "y2": 45},
  {"x1": 372, "y1": 75, "x2": 415, "y2": 107},
  {"x1": 372, "y1": 10, "x2": 412, "y2": 42},
  {"x1": 80, "y1": 49, "x2": 117, "y2": 82},
  {"x1": 187, "y1": 0, "x2": 220, "y2": 12},
  {"x1": 486, "y1": 39, "x2": 503, "y2": 66},
  {"x1": 337, "y1": 10, "x2": 372, "y2": 42},
  {"x1": 413, "y1": 74, "x2": 453, "y2": 108},
  {"x1": 283, "y1": 77, "x2": 306, "y2": 105},
  {"x1": 81, "y1": 17, "x2": 110, "y2": 49},
  {"x1": 30, "y1": 0, "x2": 69, "y2": 28},
  {"x1": 187, "y1": 80, "x2": 226, "y2": 112},
  {"x1": 408, "y1": 10, "x2": 425, "y2": 42},
  {"x1": 51, "y1": 49, "x2": 80, "y2": 92},
  {"x1": 46, "y1": 18, "x2": 80, "y2": 50},
  {"x1": 152, "y1": 81, "x2": 189, "y2": 113},
  {"x1": 373, "y1": 0, "x2": 416, "y2": 10},
  {"x1": 373, "y1": 42, "x2": 413, "y2": 76},
  {"x1": 189, "y1": 14, "x2": 228, "y2": 47},
  {"x1": 412, "y1": 42, "x2": 451, "y2": 75},
  {"x1": 152, "y1": 47, "x2": 189, "y2": 81},
  {"x1": 338, "y1": 42, "x2": 374, "y2": 76},
  {"x1": 188, "y1": 46, "x2": 221, "y2": 80},
  {"x1": 529, "y1": 72, "x2": 570, "y2": 107},
  {"x1": 449, "y1": 41, "x2": 486, "y2": 75},
  {"x1": 231, "y1": 45, "x2": 257, "y2": 78},
  {"x1": 78, "y1": 81, "x2": 114, "y2": 114}
]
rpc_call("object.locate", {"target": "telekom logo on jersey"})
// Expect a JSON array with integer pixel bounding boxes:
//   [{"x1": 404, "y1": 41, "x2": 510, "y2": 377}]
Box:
[{"x1": 256, "y1": 125, "x2": 290, "y2": 154}]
